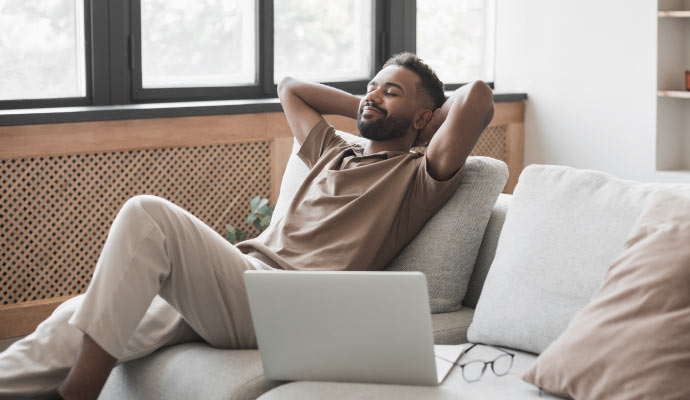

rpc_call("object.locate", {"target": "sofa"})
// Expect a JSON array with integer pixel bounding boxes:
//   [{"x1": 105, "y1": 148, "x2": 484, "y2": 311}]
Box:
[{"x1": 99, "y1": 133, "x2": 690, "y2": 400}]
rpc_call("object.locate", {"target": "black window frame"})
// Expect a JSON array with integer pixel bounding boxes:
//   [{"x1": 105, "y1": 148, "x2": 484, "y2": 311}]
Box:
[{"x1": 0, "y1": 0, "x2": 494, "y2": 112}]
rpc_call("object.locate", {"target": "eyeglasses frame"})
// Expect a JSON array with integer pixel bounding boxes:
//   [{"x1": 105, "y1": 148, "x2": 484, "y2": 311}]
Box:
[{"x1": 437, "y1": 343, "x2": 516, "y2": 383}]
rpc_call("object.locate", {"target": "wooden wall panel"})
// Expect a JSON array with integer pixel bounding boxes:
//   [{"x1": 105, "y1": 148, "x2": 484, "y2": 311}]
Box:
[
  {"x1": 0, "y1": 113, "x2": 290, "y2": 160},
  {"x1": 0, "y1": 296, "x2": 75, "y2": 339},
  {"x1": 0, "y1": 142, "x2": 272, "y2": 307},
  {"x1": 505, "y1": 122, "x2": 526, "y2": 193},
  {"x1": 271, "y1": 136, "x2": 294, "y2": 204}
]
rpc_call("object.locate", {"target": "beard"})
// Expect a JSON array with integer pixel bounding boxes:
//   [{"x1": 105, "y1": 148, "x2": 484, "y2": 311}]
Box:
[{"x1": 357, "y1": 104, "x2": 413, "y2": 141}]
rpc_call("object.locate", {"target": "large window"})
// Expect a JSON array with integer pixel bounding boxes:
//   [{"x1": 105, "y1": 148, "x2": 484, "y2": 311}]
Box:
[
  {"x1": 0, "y1": 0, "x2": 495, "y2": 112},
  {"x1": 416, "y1": 0, "x2": 495, "y2": 84},
  {"x1": 0, "y1": 0, "x2": 87, "y2": 101},
  {"x1": 274, "y1": 0, "x2": 374, "y2": 83},
  {"x1": 140, "y1": 0, "x2": 257, "y2": 88}
]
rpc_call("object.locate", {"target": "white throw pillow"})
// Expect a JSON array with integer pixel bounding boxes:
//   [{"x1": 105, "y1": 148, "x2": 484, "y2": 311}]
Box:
[
  {"x1": 266, "y1": 133, "x2": 508, "y2": 313},
  {"x1": 467, "y1": 164, "x2": 690, "y2": 354}
]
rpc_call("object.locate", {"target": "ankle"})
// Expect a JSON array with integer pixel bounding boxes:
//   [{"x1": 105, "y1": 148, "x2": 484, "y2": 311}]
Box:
[{"x1": 58, "y1": 335, "x2": 117, "y2": 400}]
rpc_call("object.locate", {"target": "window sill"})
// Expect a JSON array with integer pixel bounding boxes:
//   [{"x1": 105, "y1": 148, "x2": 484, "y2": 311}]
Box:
[{"x1": 0, "y1": 93, "x2": 527, "y2": 127}]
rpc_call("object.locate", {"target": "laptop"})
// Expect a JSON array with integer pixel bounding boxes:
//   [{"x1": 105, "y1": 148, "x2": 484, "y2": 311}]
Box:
[{"x1": 243, "y1": 270, "x2": 466, "y2": 386}]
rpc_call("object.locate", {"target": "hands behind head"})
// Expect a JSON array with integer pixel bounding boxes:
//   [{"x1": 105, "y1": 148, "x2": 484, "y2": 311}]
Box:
[{"x1": 414, "y1": 107, "x2": 444, "y2": 147}]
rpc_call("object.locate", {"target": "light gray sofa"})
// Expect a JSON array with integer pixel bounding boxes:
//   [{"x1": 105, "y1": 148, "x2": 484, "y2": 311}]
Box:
[
  {"x1": 100, "y1": 192, "x2": 513, "y2": 400},
  {"x1": 100, "y1": 136, "x2": 690, "y2": 399}
]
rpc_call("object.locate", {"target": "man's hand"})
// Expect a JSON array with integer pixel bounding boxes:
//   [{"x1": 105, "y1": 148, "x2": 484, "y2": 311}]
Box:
[
  {"x1": 277, "y1": 77, "x2": 360, "y2": 145},
  {"x1": 424, "y1": 81, "x2": 495, "y2": 181}
]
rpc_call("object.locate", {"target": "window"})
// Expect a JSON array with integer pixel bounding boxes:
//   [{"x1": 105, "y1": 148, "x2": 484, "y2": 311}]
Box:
[
  {"x1": 0, "y1": 0, "x2": 495, "y2": 113},
  {"x1": 0, "y1": 0, "x2": 87, "y2": 101},
  {"x1": 274, "y1": 0, "x2": 374, "y2": 83},
  {"x1": 416, "y1": 0, "x2": 496, "y2": 86},
  {"x1": 130, "y1": 0, "x2": 263, "y2": 101},
  {"x1": 140, "y1": 0, "x2": 257, "y2": 88}
]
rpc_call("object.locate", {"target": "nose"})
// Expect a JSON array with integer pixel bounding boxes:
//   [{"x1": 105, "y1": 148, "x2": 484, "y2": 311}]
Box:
[{"x1": 363, "y1": 88, "x2": 382, "y2": 104}]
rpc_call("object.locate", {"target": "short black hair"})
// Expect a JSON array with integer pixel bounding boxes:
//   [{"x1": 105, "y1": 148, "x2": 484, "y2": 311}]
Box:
[{"x1": 383, "y1": 52, "x2": 446, "y2": 109}]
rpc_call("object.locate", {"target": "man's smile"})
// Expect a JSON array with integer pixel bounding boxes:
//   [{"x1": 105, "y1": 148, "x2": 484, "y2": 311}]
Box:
[{"x1": 361, "y1": 103, "x2": 387, "y2": 118}]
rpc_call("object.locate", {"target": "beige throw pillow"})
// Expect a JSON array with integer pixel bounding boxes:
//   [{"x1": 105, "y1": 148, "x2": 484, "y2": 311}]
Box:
[{"x1": 523, "y1": 191, "x2": 690, "y2": 400}]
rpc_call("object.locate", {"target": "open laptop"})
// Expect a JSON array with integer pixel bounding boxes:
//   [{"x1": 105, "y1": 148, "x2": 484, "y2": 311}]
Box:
[{"x1": 243, "y1": 270, "x2": 466, "y2": 386}]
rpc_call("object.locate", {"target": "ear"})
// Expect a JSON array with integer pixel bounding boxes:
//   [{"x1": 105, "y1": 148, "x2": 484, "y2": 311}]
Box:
[{"x1": 412, "y1": 108, "x2": 434, "y2": 131}]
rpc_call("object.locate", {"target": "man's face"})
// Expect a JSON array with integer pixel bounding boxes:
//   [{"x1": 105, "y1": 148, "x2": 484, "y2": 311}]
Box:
[{"x1": 357, "y1": 66, "x2": 423, "y2": 141}]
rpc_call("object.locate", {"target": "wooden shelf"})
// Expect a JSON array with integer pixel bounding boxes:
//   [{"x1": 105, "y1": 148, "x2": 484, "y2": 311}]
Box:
[
  {"x1": 657, "y1": 3, "x2": 690, "y2": 171},
  {"x1": 658, "y1": 90, "x2": 690, "y2": 98},
  {"x1": 658, "y1": 11, "x2": 690, "y2": 17}
]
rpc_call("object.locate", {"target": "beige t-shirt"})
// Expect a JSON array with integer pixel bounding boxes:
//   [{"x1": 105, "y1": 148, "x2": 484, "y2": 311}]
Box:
[{"x1": 236, "y1": 119, "x2": 464, "y2": 271}]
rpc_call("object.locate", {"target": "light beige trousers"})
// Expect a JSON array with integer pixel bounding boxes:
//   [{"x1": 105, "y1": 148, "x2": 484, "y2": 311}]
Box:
[{"x1": 0, "y1": 195, "x2": 272, "y2": 396}]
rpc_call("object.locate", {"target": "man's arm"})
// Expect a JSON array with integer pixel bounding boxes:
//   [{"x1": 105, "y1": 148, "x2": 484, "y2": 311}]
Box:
[
  {"x1": 419, "y1": 81, "x2": 495, "y2": 181},
  {"x1": 277, "y1": 77, "x2": 360, "y2": 145}
]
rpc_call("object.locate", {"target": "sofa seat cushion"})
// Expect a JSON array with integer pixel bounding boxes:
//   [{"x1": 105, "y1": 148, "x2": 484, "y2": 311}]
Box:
[
  {"x1": 101, "y1": 344, "x2": 282, "y2": 400},
  {"x1": 98, "y1": 312, "x2": 472, "y2": 400},
  {"x1": 431, "y1": 307, "x2": 474, "y2": 345},
  {"x1": 256, "y1": 344, "x2": 562, "y2": 400}
]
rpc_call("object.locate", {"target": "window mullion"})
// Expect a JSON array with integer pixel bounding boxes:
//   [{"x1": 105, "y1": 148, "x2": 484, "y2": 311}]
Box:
[
  {"x1": 90, "y1": 0, "x2": 111, "y2": 105},
  {"x1": 373, "y1": 0, "x2": 386, "y2": 72},
  {"x1": 259, "y1": 0, "x2": 275, "y2": 97},
  {"x1": 108, "y1": 0, "x2": 133, "y2": 104},
  {"x1": 386, "y1": 0, "x2": 416, "y2": 59}
]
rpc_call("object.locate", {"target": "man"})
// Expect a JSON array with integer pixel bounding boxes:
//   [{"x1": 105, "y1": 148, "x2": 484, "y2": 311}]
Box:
[{"x1": 0, "y1": 52, "x2": 494, "y2": 399}]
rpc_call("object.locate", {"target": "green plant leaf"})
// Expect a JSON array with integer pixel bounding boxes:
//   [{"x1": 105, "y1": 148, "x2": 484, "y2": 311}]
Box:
[
  {"x1": 249, "y1": 196, "x2": 261, "y2": 210},
  {"x1": 224, "y1": 225, "x2": 237, "y2": 243},
  {"x1": 257, "y1": 205, "x2": 271, "y2": 215},
  {"x1": 251, "y1": 198, "x2": 268, "y2": 213},
  {"x1": 224, "y1": 197, "x2": 275, "y2": 244},
  {"x1": 246, "y1": 214, "x2": 258, "y2": 224}
]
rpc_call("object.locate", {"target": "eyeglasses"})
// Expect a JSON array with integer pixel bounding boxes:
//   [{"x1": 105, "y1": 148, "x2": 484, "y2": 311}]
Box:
[{"x1": 438, "y1": 343, "x2": 515, "y2": 383}]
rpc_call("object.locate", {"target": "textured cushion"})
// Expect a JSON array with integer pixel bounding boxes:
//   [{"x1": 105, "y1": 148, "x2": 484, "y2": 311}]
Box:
[
  {"x1": 257, "y1": 345, "x2": 558, "y2": 400},
  {"x1": 385, "y1": 157, "x2": 508, "y2": 312},
  {"x1": 269, "y1": 135, "x2": 508, "y2": 313},
  {"x1": 101, "y1": 344, "x2": 282, "y2": 400},
  {"x1": 430, "y1": 308, "x2": 475, "y2": 345},
  {"x1": 468, "y1": 164, "x2": 690, "y2": 354},
  {"x1": 462, "y1": 193, "x2": 511, "y2": 309},
  {"x1": 523, "y1": 191, "x2": 690, "y2": 400},
  {"x1": 99, "y1": 310, "x2": 474, "y2": 400}
]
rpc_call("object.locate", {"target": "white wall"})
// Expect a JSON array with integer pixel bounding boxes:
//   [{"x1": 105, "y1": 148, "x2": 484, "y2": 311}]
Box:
[{"x1": 495, "y1": 0, "x2": 690, "y2": 182}]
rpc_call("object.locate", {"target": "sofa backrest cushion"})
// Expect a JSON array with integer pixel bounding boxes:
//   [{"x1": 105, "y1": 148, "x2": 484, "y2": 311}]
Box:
[
  {"x1": 269, "y1": 134, "x2": 508, "y2": 313},
  {"x1": 385, "y1": 156, "x2": 508, "y2": 313},
  {"x1": 467, "y1": 164, "x2": 690, "y2": 354},
  {"x1": 462, "y1": 193, "x2": 511, "y2": 309},
  {"x1": 522, "y1": 190, "x2": 690, "y2": 400}
]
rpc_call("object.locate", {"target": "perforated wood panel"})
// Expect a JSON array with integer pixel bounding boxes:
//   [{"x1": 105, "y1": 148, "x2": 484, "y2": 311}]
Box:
[
  {"x1": 0, "y1": 142, "x2": 271, "y2": 306},
  {"x1": 412, "y1": 124, "x2": 507, "y2": 160},
  {"x1": 470, "y1": 125, "x2": 507, "y2": 160}
]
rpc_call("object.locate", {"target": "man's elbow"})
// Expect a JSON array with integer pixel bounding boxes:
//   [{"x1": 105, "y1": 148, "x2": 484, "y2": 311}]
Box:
[
  {"x1": 277, "y1": 76, "x2": 296, "y2": 99},
  {"x1": 469, "y1": 80, "x2": 495, "y2": 126}
]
